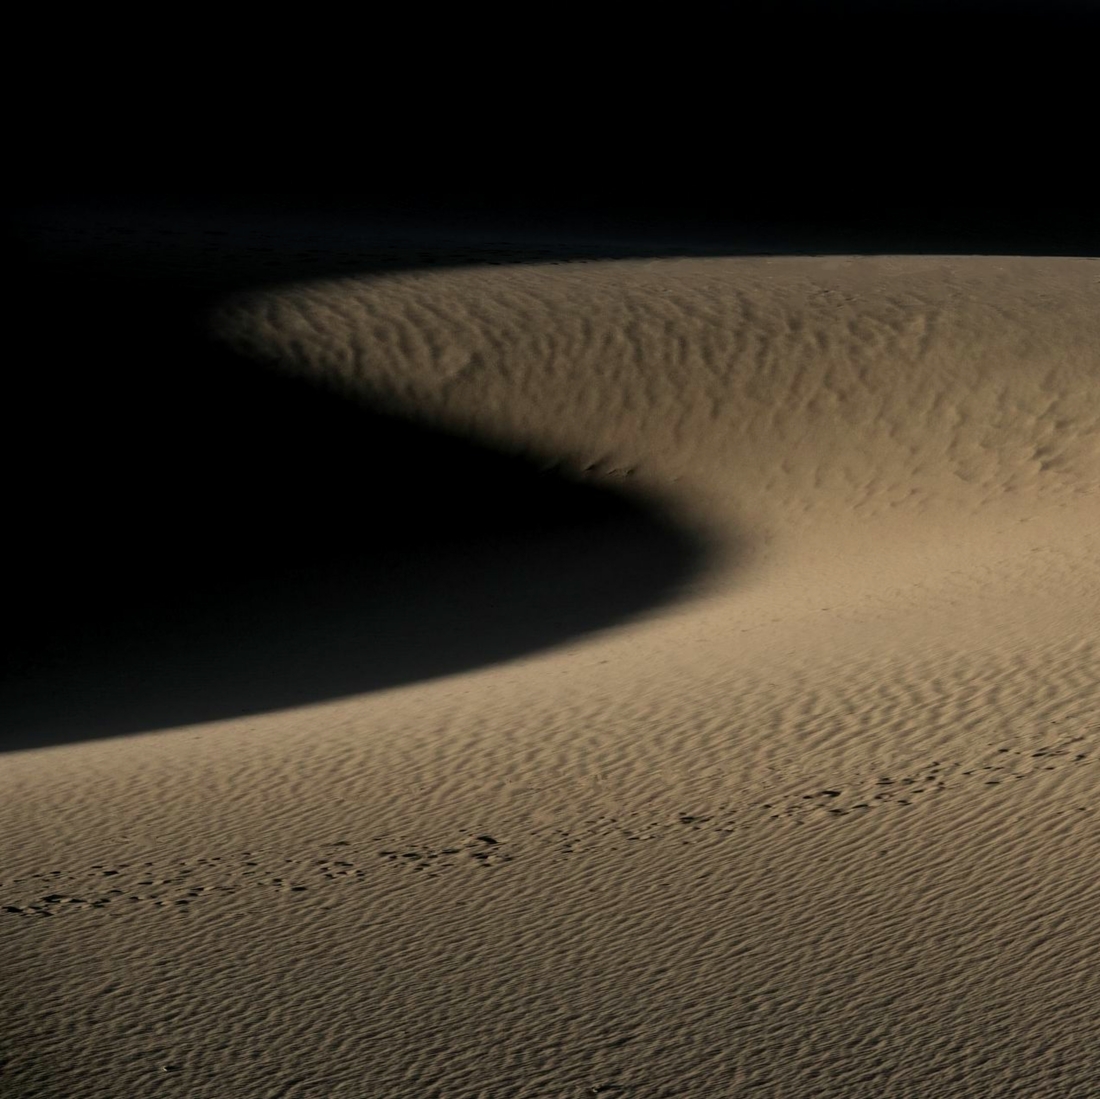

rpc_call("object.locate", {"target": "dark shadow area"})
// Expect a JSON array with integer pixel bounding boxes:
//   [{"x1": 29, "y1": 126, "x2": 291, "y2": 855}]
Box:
[
  {"x1": 10, "y1": 0, "x2": 1100, "y2": 261},
  {"x1": 6, "y1": 52, "x2": 1099, "y2": 752},
  {"x1": 0, "y1": 229, "x2": 721, "y2": 751}
]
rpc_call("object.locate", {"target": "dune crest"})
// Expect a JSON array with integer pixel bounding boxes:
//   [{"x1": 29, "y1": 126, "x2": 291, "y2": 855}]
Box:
[{"x1": 211, "y1": 256, "x2": 1100, "y2": 527}]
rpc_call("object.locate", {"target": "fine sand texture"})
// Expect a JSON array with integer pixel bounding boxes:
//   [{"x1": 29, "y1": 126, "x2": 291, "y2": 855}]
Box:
[{"x1": 3, "y1": 211, "x2": 1099, "y2": 1097}]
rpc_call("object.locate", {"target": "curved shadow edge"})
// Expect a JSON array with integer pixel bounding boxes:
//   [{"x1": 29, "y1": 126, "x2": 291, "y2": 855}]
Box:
[{"x1": 2, "y1": 280, "x2": 727, "y2": 751}]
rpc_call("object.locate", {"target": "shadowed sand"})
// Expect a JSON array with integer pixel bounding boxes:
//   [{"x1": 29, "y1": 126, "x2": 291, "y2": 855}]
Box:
[
  {"x1": 2, "y1": 216, "x2": 722, "y2": 749},
  {"x1": 2, "y1": 206, "x2": 1099, "y2": 1099}
]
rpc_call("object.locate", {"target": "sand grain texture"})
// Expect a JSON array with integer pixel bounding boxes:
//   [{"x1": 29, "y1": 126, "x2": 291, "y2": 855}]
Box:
[{"x1": 3, "y1": 222, "x2": 1099, "y2": 1097}]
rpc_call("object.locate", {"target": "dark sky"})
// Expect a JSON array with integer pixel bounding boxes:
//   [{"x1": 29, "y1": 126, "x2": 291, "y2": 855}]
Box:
[{"x1": 10, "y1": 2, "x2": 1097, "y2": 249}]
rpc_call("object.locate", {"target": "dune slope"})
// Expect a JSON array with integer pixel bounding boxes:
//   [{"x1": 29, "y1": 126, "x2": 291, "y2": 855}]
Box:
[{"x1": 3, "y1": 242, "x2": 1099, "y2": 1098}]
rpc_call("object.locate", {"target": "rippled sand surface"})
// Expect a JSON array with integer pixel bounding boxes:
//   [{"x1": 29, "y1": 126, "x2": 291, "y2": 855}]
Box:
[{"x1": 4, "y1": 212, "x2": 1099, "y2": 1097}]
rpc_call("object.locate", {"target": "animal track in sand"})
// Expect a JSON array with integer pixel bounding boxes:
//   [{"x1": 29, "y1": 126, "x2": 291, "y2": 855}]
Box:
[
  {"x1": 524, "y1": 725, "x2": 1100, "y2": 852},
  {"x1": 3, "y1": 726, "x2": 1095, "y2": 919},
  {"x1": 0, "y1": 836, "x2": 515, "y2": 920},
  {"x1": 375, "y1": 833, "x2": 514, "y2": 875},
  {"x1": 758, "y1": 726, "x2": 1097, "y2": 824},
  {"x1": 0, "y1": 856, "x2": 244, "y2": 919}
]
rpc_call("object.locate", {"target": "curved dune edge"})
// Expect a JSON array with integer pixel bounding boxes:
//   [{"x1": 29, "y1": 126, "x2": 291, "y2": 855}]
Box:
[
  {"x1": 205, "y1": 253, "x2": 1100, "y2": 769},
  {"x1": 211, "y1": 254, "x2": 1100, "y2": 527},
  {"x1": 210, "y1": 255, "x2": 1100, "y2": 648},
  {"x1": 4, "y1": 253, "x2": 1100, "y2": 1097}
]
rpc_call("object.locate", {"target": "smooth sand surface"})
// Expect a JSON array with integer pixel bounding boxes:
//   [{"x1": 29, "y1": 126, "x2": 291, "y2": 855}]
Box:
[{"x1": 3, "y1": 213, "x2": 1099, "y2": 1097}]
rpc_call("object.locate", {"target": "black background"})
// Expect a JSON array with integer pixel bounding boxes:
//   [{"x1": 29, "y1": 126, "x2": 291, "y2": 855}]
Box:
[{"x1": 10, "y1": 1, "x2": 1098, "y2": 250}]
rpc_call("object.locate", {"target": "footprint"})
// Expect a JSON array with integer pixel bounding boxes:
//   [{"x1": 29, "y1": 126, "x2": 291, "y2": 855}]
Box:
[{"x1": 3, "y1": 721, "x2": 1093, "y2": 917}]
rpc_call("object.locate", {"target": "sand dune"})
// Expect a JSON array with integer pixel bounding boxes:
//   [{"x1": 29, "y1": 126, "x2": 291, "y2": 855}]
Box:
[{"x1": 3, "y1": 219, "x2": 1099, "y2": 1097}]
